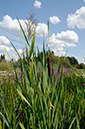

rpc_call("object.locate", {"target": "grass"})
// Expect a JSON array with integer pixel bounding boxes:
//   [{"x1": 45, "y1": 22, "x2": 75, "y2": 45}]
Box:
[
  {"x1": 0, "y1": 18, "x2": 85, "y2": 129},
  {"x1": 0, "y1": 61, "x2": 13, "y2": 71}
]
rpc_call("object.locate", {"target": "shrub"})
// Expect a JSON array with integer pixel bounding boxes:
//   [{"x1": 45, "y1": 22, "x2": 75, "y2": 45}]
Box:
[
  {"x1": 0, "y1": 61, "x2": 11, "y2": 71},
  {"x1": 67, "y1": 56, "x2": 79, "y2": 66},
  {"x1": 79, "y1": 63, "x2": 85, "y2": 69}
]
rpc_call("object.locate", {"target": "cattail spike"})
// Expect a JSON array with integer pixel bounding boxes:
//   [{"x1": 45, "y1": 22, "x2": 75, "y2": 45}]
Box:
[{"x1": 47, "y1": 57, "x2": 51, "y2": 78}]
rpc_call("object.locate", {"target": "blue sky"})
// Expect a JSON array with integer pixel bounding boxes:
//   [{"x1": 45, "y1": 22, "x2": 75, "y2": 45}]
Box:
[{"x1": 0, "y1": 0, "x2": 85, "y2": 63}]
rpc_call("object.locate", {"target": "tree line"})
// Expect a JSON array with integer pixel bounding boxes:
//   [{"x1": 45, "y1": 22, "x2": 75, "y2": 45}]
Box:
[
  {"x1": 0, "y1": 52, "x2": 85, "y2": 69},
  {"x1": 37, "y1": 51, "x2": 85, "y2": 69},
  {"x1": 0, "y1": 54, "x2": 5, "y2": 62}
]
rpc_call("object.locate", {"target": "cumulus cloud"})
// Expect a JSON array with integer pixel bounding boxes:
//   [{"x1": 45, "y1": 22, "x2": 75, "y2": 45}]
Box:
[
  {"x1": 0, "y1": 15, "x2": 26, "y2": 33},
  {"x1": 48, "y1": 33, "x2": 65, "y2": 47},
  {"x1": 34, "y1": 0, "x2": 42, "y2": 8},
  {"x1": 36, "y1": 23, "x2": 48, "y2": 37},
  {"x1": 0, "y1": 45, "x2": 13, "y2": 52},
  {"x1": 53, "y1": 48, "x2": 66, "y2": 56},
  {"x1": 67, "y1": 6, "x2": 85, "y2": 29},
  {"x1": 18, "y1": 49, "x2": 23, "y2": 54},
  {"x1": 48, "y1": 30, "x2": 78, "y2": 56},
  {"x1": 49, "y1": 30, "x2": 78, "y2": 45},
  {"x1": 0, "y1": 36, "x2": 13, "y2": 53},
  {"x1": 4, "y1": 49, "x2": 23, "y2": 61},
  {"x1": 56, "y1": 30, "x2": 78, "y2": 42},
  {"x1": 49, "y1": 16, "x2": 60, "y2": 24},
  {"x1": 66, "y1": 43, "x2": 76, "y2": 47},
  {"x1": 0, "y1": 15, "x2": 48, "y2": 38},
  {"x1": 5, "y1": 52, "x2": 19, "y2": 61},
  {"x1": 0, "y1": 36, "x2": 10, "y2": 45}
]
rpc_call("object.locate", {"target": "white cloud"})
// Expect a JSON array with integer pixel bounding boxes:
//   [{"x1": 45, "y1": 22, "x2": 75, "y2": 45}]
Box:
[
  {"x1": 66, "y1": 43, "x2": 76, "y2": 47},
  {"x1": 0, "y1": 36, "x2": 10, "y2": 45},
  {"x1": 56, "y1": 30, "x2": 78, "y2": 42},
  {"x1": 53, "y1": 48, "x2": 66, "y2": 56},
  {"x1": 67, "y1": 6, "x2": 85, "y2": 29},
  {"x1": 48, "y1": 33, "x2": 65, "y2": 47},
  {"x1": 49, "y1": 16, "x2": 60, "y2": 24},
  {"x1": 34, "y1": 0, "x2": 42, "y2": 8},
  {"x1": 0, "y1": 15, "x2": 48, "y2": 38},
  {"x1": 48, "y1": 30, "x2": 78, "y2": 46},
  {"x1": 48, "y1": 30, "x2": 78, "y2": 56},
  {"x1": 0, "y1": 15, "x2": 26, "y2": 33},
  {"x1": 84, "y1": 0, "x2": 85, "y2": 2},
  {"x1": 18, "y1": 49, "x2": 23, "y2": 54},
  {"x1": 0, "y1": 45, "x2": 13, "y2": 52},
  {"x1": 4, "y1": 49, "x2": 23, "y2": 61},
  {"x1": 6, "y1": 52, "x2": 18, "y2": 61},
  {"x1": 36, "y1": 23, "x2": 48, "y2": 37},
  {"x1": 0, "y1": 36, "x2": 13, "y2": 53}
]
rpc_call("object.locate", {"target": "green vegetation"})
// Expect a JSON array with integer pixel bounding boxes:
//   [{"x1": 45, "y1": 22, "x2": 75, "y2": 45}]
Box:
[
  {"x1": 0, "y1": 16, "x2": 85, "y2": 129},
  {"x1": 0, "y1": 50, "x2": 85, "y2": 72}
]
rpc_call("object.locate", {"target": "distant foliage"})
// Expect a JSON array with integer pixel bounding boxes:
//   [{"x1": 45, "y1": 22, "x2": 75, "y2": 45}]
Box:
[
  {"x1": 78, "y1": 63, "x2": 85, "y2": 69},
  {"x1": 0, "y1": 54, "x2": 5, "y2": 61},
  {"x1": 0, "y1": 61, "x2": 11, "y2": 71},
  {"x1": 61, "y1": 57, "x2": 72, "y2": 68},
  {"x1": 37, "y1": 50, "x2": 85, "y2": 69},
  {"x1": 67, "y1": 56, "x2": 79, "y2": 66}
]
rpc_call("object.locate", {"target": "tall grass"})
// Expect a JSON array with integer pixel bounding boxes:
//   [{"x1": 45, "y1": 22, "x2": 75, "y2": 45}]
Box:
[{"x1": 0, "y1": 17, "x2": 85, "y2": 129}]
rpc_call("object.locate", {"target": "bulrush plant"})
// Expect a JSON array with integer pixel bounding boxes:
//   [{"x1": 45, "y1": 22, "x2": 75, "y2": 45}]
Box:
[{"x1": 0, "y1": 14, "x2": 85, "y2": 129}]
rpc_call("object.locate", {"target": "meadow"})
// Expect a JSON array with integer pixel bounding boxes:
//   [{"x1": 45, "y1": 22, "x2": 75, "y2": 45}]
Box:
[{"x1": 0, "y1": 18, "x2": 85, "y2": 129}]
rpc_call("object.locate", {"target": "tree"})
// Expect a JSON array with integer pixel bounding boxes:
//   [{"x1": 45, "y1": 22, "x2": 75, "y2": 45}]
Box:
[
  {"x1": 67, "y1": 56, "x2": 78, "y2": 66},
  {"x1": 51, "y1": 51, "x2": 54, "y2": 55},
  {"x1": 79, "y1": 63, "x2": 85, "y2": 69},
  {"x1": 1, "y1": 54, "x2": 5, "y2": 60}
]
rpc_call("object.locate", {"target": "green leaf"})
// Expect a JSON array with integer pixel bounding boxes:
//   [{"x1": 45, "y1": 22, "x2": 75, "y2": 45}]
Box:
[
  {"x1": 29, "y1": 31, "x2": 35, "y2": 59},
  {"x1": 15, "y1": 14, "x2": 30, "y2": 46},
  {"x1": 0, "y1": 112, "x2": 10, "y2": 127},
  {"x1": 1, "y1": 87, "x2": 9, "y2": 122},
  {"x1": 37, "y1": 46, "x2": 43, "y2": 65},
  {"x1": 19, "y1": 123, "x2": 25, "y2": 129},
  {"x1": 4, "y1": 47, "x2": 11, "y2": 60},
  {"x1": 29, "y1": 58, "x2": 33, "y2": 85},
  {"x1": 69, "y1": 117, "x2": 76, "y2": 129},
  {"x1": 9, "y1": 39, "x2": 22, "y2": 60},
  {"x1": 47, "y1": 21, "x2": 49, "y2": 39},
  {"x1": 0, "y1": 119, "x2": 2, "y2": 129},
  {"x1": 17, "y1": 89, "x2": 32, "y2": 108},
  {"x1": 76, "y1": 113, "x2": 80, "y2": 129}
]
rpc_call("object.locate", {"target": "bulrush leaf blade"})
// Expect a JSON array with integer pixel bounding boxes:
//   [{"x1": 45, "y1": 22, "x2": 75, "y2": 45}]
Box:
[
  {"x1": 15, "y1": 14, "x2": 30, "y2": 46},
  {"x1": 76, "y1": 112, "x2": 80, "y2": 129},
  {"x1": 4, "y1": 47, "x2": 11, "y2": 60},
  {"x1": 0, "y1": 112, "x2": 10, "y2": 127},
  {"x1": 29, "y1": 58, "x2": 33, "y2": 85},
  {"x1": 7, "y1": 37, "x2": 22, "y2": 61},
  {"x1": 19, "y1": 123, "x2": 25, "y2": 129},
  {"x1": 47, "y1": 21, "x2": 49, "y2": 39},
  {"x1": 1, "y1": 86, "x2": 10, "y2": 122},
  {"x1": 0, "y1": 119, "x2": 2, "y2": 129},
  {"x1": 69, "y1": 117, "x2": 76, "y2": 129},
  {"x1": 16, "y1": 89, "x2": 32, "y2": 108},
  {"x1": 37, "y1": 46, "x2": 43, "y2": 65},
  {"x1": 29, "y1": 31, "x2": 35, "y2": 59}
]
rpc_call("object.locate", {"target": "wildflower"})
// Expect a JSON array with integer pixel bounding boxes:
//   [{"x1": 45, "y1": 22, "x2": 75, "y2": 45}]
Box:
[{"x1": 83, "y1": 82, "x2": 85, "y2": 86}]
